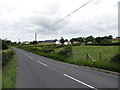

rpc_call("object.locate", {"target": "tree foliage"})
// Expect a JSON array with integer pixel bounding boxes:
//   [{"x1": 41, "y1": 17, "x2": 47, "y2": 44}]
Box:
[
  {"x1": 2, "y1": 40, "x2": 12, "y2": 50},
  {"x1": 58, "y1": 45, "x2": 72, "y2": 58},
  {"x1": 59, "y1": 37, "x2": 65, "y2": 45},
  {"x1": 69, "y1": 35, "x2": 113, "y2": 45}
]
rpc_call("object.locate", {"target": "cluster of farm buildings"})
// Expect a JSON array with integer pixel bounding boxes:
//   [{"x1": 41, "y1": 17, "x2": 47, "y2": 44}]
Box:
[
  {"x1": 22, "y1": 37, "x2": 120, "y2": 45},
  {"x1": 22, "y1": 40, "x2": 70, "y2": 45}
]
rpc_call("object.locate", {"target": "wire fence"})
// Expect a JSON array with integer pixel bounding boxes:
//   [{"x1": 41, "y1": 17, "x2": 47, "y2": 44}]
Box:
[{"x1": 69, "y1": 52, "x2": 115, "y2": 61}]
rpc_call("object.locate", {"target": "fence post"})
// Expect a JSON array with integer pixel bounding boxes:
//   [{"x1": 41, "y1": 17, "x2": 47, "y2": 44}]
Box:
[{"x1": 99, "y1": 53, "x2": 101, "y2": 61}]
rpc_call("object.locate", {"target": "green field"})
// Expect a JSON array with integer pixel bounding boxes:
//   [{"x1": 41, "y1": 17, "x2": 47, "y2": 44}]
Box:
[{"x1": 72, "y1": 46, "x2": 119, "y2": 61}]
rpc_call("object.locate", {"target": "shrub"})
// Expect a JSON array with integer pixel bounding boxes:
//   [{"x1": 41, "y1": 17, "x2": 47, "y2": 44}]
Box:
[
  {"x1": 2, "y1": 49, "x2": 14, "y2": 66},
  {"x1": 2, "y1": 40, "x2": 8, "y2": 50},
  {"x1": 40, "y1": 46, "x2": 54, "y2": 53},
  {"x1": 111, "y1": 53, "x2": 120, "y2": 63},
  {"x1": 58, "y1": 45, "x2": 72, "y2": 58}
]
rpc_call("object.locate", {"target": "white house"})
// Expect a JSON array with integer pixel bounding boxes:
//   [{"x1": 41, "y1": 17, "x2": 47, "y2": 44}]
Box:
[
  {"x1": 55, "y1": 41, "x2": 61, "y2": 44},
  {"x1": 64, "y1": 41, "x2": 68, "y2": 45},
  {"x1": 22, "y1": 41, "x2": 30, "y2": 44}
]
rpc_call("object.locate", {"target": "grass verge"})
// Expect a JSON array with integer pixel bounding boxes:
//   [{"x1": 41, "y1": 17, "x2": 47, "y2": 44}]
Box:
[{"x1": 2, "y1": 55, "x2": 16, "y2": 88}]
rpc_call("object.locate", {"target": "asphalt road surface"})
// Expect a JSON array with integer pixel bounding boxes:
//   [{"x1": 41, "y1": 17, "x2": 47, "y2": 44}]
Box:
[{"x1": 14, "y1": 48, "x2": 119, "y2": 89}]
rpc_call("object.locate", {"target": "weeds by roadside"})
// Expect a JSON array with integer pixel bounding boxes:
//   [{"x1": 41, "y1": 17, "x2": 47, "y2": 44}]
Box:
[{"x1": 2, "y1": 55, "x2": 16, "y2": 88}]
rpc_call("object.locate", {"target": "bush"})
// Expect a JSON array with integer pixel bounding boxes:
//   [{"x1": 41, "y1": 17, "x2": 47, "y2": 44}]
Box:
[
  {"x1": 2, "y1": 40, "x2": 8, "y2": 50},
  {"x1": 41, "y1": 46, "x2": 54, "y2": 53},
  {"x1": 111, "y1": 53, "x2": 120, "y2": 63},
  {"x1": 58, "y1": 45, "x2": 72, "y2": 58},
  {"x1": 2, "y1": 49, "x2": 14, "y2": 66}
]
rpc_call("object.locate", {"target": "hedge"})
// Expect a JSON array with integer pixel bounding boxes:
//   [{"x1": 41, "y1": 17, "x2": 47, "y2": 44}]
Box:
[{"x1": 2, "y1": 49, "x2": 14, "y2": 67}]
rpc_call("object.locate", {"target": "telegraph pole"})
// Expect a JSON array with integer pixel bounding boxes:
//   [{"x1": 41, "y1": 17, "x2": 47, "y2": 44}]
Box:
[
  {"x1": 35, "y1": 33, "x2": 37, "y2": 41},
  {"x1": 35, "y1": 33, "x2": 37, "y2": 44},
  {"x1": 19, "y1": 39, "x2": 20, "y2": 42}
]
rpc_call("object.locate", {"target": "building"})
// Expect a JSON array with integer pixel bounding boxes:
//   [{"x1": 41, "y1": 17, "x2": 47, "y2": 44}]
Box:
[
  {"x1": 22, "y1": 41, "x2": 30, "y2": 44},
  {"x1": 38, "y1": 40, "x2": 56, "y2": 44}
]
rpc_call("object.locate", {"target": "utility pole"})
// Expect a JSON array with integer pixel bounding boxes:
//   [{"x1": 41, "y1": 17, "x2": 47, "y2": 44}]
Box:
[
  {"x1": 34, "y1": 33, "x2": 37, "y2": 44},
  {"x1": 35, "y1": 33, "x2": 37, "y2": 41},
  {"x1": 19, "y1": 39, "x2": 20, "y2": 42}
]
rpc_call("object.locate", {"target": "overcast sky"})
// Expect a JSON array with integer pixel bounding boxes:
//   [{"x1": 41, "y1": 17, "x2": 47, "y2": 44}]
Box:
[{"x1": 0, "y1": 0, "x2": 119, "y2": 42}]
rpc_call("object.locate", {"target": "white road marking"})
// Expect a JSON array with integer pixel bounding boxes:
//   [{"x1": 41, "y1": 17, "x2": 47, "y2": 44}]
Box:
[
  {"x1": 64, "y1": 74, "x2": 98, "y2": 90},
  {"x1": 25, "y1": 54, "x2": 28, "y2": 56},
  {"x1": 29, "y1": 56, "x2": 33, "y2": 59},
  {"x1": 37, "y1": 61, "x2": 47, "y2": 67}
]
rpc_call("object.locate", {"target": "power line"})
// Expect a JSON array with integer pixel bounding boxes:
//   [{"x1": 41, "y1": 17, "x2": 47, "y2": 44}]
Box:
[{"x1": 49, "y1": 0, "x2": 93, "y2": 29}]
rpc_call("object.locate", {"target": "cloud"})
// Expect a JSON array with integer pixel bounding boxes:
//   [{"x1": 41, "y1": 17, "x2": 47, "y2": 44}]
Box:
[{"x1": 0, "y1": 0, "x2": 119, "y2": 42}]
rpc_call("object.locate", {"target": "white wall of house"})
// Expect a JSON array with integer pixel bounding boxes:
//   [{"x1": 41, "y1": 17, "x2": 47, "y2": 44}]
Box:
[
  {"x1": 55, "y1": 41, "x2": 60, "y2": 44},
  {"x1": 64, "y1": 42, "x2": 68, "y2": 45}
]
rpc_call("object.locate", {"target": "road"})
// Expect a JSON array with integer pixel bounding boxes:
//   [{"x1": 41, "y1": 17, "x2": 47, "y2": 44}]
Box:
[{"x1": 14, "y1": 48, "x2": 119, "y2": 89}]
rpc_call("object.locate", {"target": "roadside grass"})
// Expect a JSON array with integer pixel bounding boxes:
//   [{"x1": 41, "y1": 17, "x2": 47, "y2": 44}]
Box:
[
  {"x1": 66, "y1": 59, "x2": 119, "y2": 72},
  {"x1": 0, "y1": 69, "x2": 2, "y2": 89},
  {"x1": 18, "y1": 45, "x2": 120, "y2": 72},
  {"x1": 2, "y1": 54, "x2": 16, "y2": 88}
]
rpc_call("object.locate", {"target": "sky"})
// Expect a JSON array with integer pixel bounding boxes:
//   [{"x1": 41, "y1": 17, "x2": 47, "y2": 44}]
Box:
[{"x1": 0, "y1": 0, "x2": 119, "y2": 42}]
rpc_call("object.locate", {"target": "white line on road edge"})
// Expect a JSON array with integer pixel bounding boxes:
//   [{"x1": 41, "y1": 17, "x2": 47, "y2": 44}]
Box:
[
  {"x1": 25, "y1": 54, "x2": 28, "y2": 56},
  {"x1": 37, "y1": 61, "x2": 47, "y2": 67},
  {"x1": 29, "y1": 56, "x2": 33, "y2": 59},
  {"x1": 64, "y1": 74, "x2": 98, "y2": 90}
]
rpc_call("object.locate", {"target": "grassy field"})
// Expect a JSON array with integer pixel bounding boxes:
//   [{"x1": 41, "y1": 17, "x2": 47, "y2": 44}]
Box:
[{"x1": 72, "y1": 46, "x2": 119, "y2": 61}]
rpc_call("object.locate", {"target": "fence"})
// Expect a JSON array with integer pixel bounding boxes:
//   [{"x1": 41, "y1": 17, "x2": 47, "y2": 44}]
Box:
[{"x1": 68, "y1": 52, "x2": 115, "y2": 61}]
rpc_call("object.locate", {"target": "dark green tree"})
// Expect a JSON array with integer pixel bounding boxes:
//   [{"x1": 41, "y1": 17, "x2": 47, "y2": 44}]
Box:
[
  {"x1": 2, "y1": 40, "x2": 9, "y2": 50},
  {"x1": 65, "y1": 39, "x2": 68, "y2": 42},
  {"x1": 85, "y1": 35, "x2": 95, "y2": 44},
  {"x1": 59, "y1": 37, "x2": 65, "y2": 45},
  {"x1": 78, "y1": 37, "x2": 84, "y2": 43},
  {"x1": 95, "y1": 37, "x2": 102, "y2": 43}
]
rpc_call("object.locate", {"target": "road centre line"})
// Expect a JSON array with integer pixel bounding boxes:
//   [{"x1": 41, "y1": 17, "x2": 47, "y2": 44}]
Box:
[
  {"x1": 64, "y1": 74, "x2": 98, "y2": 90},
  {"x1": 37, "y1": 61, "x2": 47, "y2": 67}
]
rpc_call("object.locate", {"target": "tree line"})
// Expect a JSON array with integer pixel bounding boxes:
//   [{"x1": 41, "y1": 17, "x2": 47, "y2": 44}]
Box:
[
  {"x1": 58, "y1": 35, "x2": 114, "y2": 45},
  {"x1": 1, "y1": 39, "x2": 17, "y2": 50}
]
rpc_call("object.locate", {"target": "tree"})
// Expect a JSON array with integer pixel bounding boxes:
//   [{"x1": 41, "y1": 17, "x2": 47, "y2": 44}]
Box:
[
  {"x1": 12, "y1": 42, "x2": 17, "y2": 45},
  {"x1": 85, "y1": 35, "x2": 95, "y2": 44},
  {"x1": 18, "y1": 42, "x2": 21, "y2": 44},
  {"x1": 78, "y1": 37, "x2": 84, "y2": 43},
  {"x1": 70, "y1": 39, "x2": 74, "y2": 44},
  {"x1": 59, "y1": 37, "x2": 65, "y2": 45},
  {"x1": 65, "y1": 39, "x2": 68, "y2": 42},
  {"x1": 70, "y1": 38, "x2": 78, "y2": 44},
  {"x1": 55, "y1": 39, "x2": 58, "y2": 42},
  {"x1": 108, "y1": 35, "x2": 113, "y2": 40},
  {"x1": 95, "y1": 37, "x2": 102, "y2": 43},
  {"x1": 95, "y1": 35, "x2": 113, "y2": 44},
  {"x1": 2, "y1": 40, "x2": 8, "y2": 50},
  {"x1": 31, "y1": 41, "x2": 38, "y2": 44}
]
